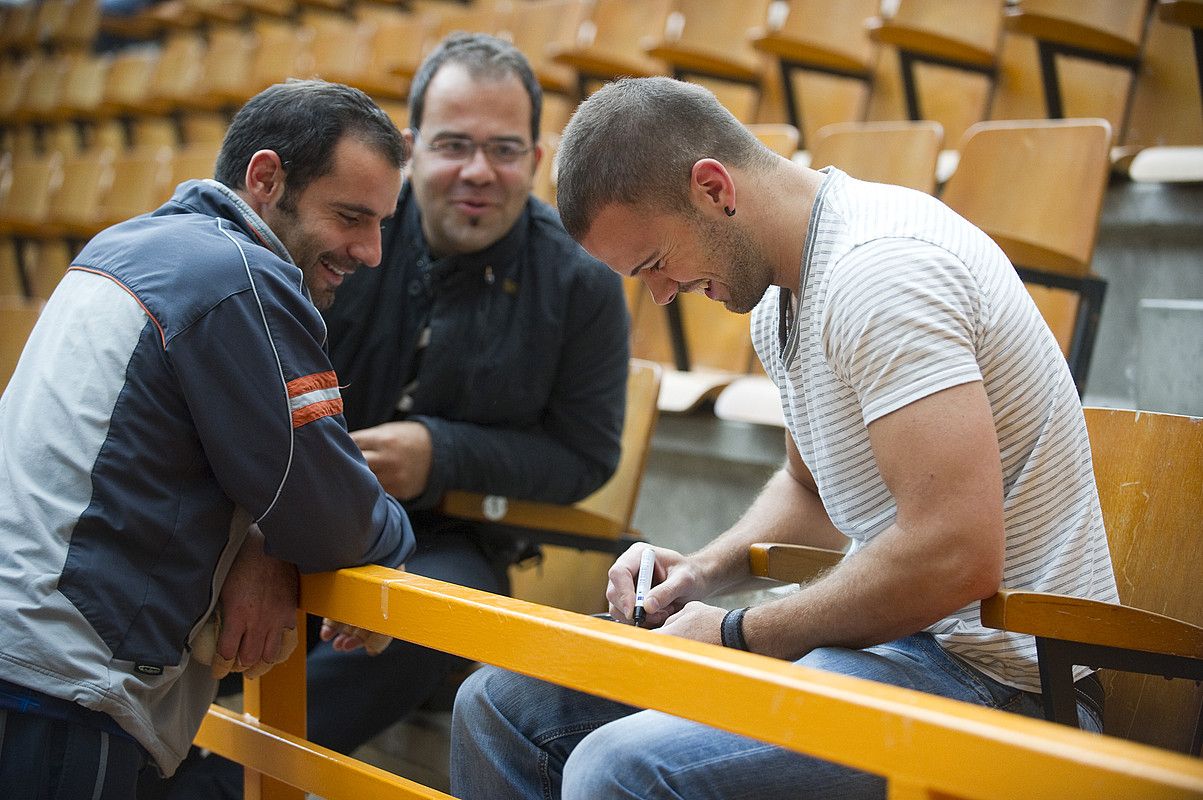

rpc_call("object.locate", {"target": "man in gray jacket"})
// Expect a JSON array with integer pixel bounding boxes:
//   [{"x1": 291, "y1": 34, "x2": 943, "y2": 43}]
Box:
[{"x1": 0, "y1": 80, "x2": 415, "y2": 798}]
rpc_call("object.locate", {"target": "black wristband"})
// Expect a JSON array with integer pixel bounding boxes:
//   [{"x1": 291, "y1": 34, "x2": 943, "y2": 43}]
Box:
[{"x1": 720, "y1": 606, "x2": 751, "y2": 651}]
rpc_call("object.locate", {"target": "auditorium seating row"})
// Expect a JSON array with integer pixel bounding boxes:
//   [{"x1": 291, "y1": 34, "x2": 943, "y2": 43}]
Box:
[{"x1": 3, "y1": 0, "x2": 1200, "y2": 152}]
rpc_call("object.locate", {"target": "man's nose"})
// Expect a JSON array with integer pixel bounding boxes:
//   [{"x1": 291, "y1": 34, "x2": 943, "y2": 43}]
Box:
[
  {"x1": 351, "y1": 225, "x2": 383, "y2": 268},
  {"x1": 643, "y1": 271, "x2": 678, "y2": 305},
  {"x1": 459, "y1": 146, "x2": 497, "y2": 183}
]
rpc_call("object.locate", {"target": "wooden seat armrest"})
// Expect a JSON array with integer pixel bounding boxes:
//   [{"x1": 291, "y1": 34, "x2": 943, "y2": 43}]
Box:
[
  {"x1": 441, "y1": 490, "x2": 624, "y2": 542},
  {"x1": 980, "y1": 590, "x2": 1203, "y2": 660},
  {"x1": 748, "y1": 543, "x2": 845, "y2": 583}
]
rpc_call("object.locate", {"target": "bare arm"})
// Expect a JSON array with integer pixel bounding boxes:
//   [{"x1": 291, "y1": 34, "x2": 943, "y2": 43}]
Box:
[
  {"x1": 607, "y1": 429, "x2": 845, "y2": 626},
  {"x1": 734, "y1": 381, "x2": 1005, "y2": 659}
]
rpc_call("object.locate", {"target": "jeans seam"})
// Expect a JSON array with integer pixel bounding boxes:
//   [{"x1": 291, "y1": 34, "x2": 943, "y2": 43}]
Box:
[
  {"x1": 531, "y1": 720, "x2": 610, "y2": 748},
  {"x1": 535, "y1": 718, "x2": 612, "y2": 800}
]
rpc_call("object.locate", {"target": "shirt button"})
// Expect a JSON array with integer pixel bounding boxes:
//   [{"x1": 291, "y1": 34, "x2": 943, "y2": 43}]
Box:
[{"x1": 408, "y1": 280, "x2": 423, "y2": 296}]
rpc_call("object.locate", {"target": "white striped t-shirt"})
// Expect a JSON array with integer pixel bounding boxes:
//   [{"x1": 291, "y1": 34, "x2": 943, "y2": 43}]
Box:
[{"x1": 750, "y1": 168, "x2": 1119, "y2": 691}]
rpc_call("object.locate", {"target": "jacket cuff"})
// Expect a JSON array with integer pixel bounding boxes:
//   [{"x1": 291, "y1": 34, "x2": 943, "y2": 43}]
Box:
[{"x1": 406, "y1": 415, "x2": 448, "y2": 510}]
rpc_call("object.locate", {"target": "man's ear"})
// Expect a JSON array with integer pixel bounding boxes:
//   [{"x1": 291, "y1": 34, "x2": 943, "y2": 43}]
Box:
[
  {"x1": 244, "y1": 150, "x2": 288, "y2": 206},
  {"x1": 689, "y1": 158, "x2": 735, "y2": 218},
  {"x1": 530, "y1": 139, "x2": 545, "y2": 177}
]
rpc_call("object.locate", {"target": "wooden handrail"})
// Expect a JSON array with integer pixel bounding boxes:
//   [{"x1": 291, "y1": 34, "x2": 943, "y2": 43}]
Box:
[{"x1": 195, "y1": 566, "x2": 1203, "y2": 799}]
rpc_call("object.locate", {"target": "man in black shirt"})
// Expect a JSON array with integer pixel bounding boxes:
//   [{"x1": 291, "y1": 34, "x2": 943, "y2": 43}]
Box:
[{"x1": 164, "y1": 33, "x2": 629, "y2": 799}]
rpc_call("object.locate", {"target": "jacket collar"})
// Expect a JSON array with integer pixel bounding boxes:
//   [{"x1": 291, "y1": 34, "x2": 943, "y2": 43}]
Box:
[{"x1": 164, "y1": 179, "x2": 295, "y2": 266}]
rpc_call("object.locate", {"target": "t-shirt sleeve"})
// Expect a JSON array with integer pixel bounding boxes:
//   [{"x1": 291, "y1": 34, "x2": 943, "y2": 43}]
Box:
[{"x1": 822, "y1": 237, "x2": 984, "y2": 425}]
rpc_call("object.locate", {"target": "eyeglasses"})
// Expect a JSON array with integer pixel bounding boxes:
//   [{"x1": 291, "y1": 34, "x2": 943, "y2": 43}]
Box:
[{"x1": 419, "y1": 134, "x2": 533, "y2": 165}]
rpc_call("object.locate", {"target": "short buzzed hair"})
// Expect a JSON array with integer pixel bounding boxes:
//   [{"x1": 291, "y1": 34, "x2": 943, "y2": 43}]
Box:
[{"x1": 556, "y1": 77, "x2": 777, "y2": 240}]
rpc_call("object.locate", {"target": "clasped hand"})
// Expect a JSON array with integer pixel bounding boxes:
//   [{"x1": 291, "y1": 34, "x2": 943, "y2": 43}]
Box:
[
  {"x1": 191, "y1": 526, "x2": 393, "y2": 680},
  {"x1": 350, "y1": 420, "x2": 433, "y2": 501}
]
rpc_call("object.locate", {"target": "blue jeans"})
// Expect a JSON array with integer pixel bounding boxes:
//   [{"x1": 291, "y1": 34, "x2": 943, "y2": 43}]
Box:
[{"x1": 450, "y1": 633, "x2": 1103, "y2": 800}]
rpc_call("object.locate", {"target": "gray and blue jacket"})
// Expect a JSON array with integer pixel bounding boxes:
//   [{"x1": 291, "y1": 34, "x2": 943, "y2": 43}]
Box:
[{"x1": 0, "y1": 179, "x2": 414, "y2": 773}]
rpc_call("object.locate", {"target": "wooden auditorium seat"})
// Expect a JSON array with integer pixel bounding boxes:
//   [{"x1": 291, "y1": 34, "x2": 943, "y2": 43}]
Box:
[
  {"x1": 96, "y1": 44, "x2": 159, "y2": 117},
  {"x1": 384, "y1": 2, "x2": 507, "y2": 86},
  {"x1": 641, "y1": 0, "x2": 774, "y2": 123},
  {"x1": 1002, "y1": 0, "x2": 1147, "y2": 124},
  {"x1": 749, "y1": 406, "x2": 1203, "y2": 755},
  {"x1": 1, "y1": 295, "x2": 44, "y2": 392},
  {"x1": 58, "y1": 51, "x2": 112, "y2": 121},
  {"x1": 0, "y1": 152, "x2": 64, "y2": 239},
  {"x1": 1117, "y1": 2, "x2": 1203, "y2": 181},
  {"x1": 747, "y1": 122, "x2": 801, "y2": 159},
  {"x1": 497, "y1": 0, "x2": 585, "y2": 98},
  {"x1": 2, "y1": 1, "x2": 42, "y2": 53},
  {"x1": 165, "y1": 142, "x2": 221, "y2": 201},
  {"x1": 748, "y1": 0, "x2": 880, "y2": 147},
  {"x1": 242, "y1": 18, "x2": 316, "y2": 99},
  {"x1": 13, "y1": 51, "x2": 73, "y2": 124},
  {"x1": 940, "y1": 118, "x2": 1112, "y2": 395},
  {"x1": 865, "y1": 0, "x2": 1005, "y2": 149},
  {"x1": 36, "y1": 0, "x2": 101, "y2": 51},
  {"x1": 307, "y1": 12, "x2": 407, "y2": 101},
  {"x1": 0, "y1": 57, "x2": 35, "y2": 122},
  {"x1": 441, "y1": 359, "x2": 662, "y2": 614},
  {"x1": 184, "y1": 25, "x2": 256, "y2": 111},
  {"x1": 982, "y1": 406, "x2": 1203, "y2": 755},
  {"x1": 40, "y1": 146, "x2": 117, "y2": 240},
  {"x1": 547, "y1": 0, "x2": 669, "y2": 98},
  {"x1": 808, "y1": 119, "x2": 943, "y2": 193},
  {"x1": 0, "y1": 237, "x2": 27, "y2": 297},
  {"x1": 96, "y1": 144, "x2": 174, "y2": 229},
  {"x1": 143, "y1": 31, "x2": 208, "y2": 116},
  {"x1": 25, "y1": 240, "x2": 74, "y2": 301}
]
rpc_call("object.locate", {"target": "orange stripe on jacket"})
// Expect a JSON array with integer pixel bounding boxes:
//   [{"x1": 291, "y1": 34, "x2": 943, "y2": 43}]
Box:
[{"x1": 287, "y1": 371, "x2": 343, "y2": 429}]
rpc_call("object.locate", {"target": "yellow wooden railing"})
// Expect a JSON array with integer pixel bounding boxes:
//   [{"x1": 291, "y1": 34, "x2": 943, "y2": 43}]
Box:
[{"x1": 195, "y1": 566, "x2": 1203, "y2": 800}]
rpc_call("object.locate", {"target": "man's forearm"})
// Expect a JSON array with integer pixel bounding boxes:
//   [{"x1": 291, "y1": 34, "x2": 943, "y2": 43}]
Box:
[
  {"x1": 742, "y1": 515, "x2": 1001, "y2": 661},
  {"x1": 690, "y1": 466, "x2": 846, "y2": 598}
]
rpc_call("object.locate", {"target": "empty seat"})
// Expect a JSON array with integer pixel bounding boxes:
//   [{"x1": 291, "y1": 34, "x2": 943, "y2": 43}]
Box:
[
  {"x1": 866, "y1": 0, "x2": 1006, "y2": 147},
  {"x1": 642, "y1": 0, "x2": 773, "y2": 122},
  {"x1": 940, "y1": 118, "x2": 1113, "y2": 394},
  {"x1": 808, "y1": 119, "x2": 942, "y2": 193},
  {"x1": 97, "y1": 145, "x2": 174, "y2": 229},
  {"x1": 1003, "y1": 0, "x2": 1147, "y2": 122},
  {"x1": 0, "y1": 152, "x2": 65, "y2": 238},
  {"x1": 1, "y1": 295, "x2": 44, "y2": 392},
  {"x1": 1115, "y1": 4, "x2": 1203, "y2": 181},
  {"x1": 548, "y1": 0, "x2": 669, "y2": 97},
  {"x1": 498, "y1": 0, "x2": 585, "y2": 97},
  {"x1": 748, "y1": 0, "x2": 880, "y2": 146}
]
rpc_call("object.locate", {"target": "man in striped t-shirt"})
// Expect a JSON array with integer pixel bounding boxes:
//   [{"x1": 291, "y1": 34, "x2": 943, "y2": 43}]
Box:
[{"x1": 451, "y1": 77, "x2": 1118, "y2": 799}]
